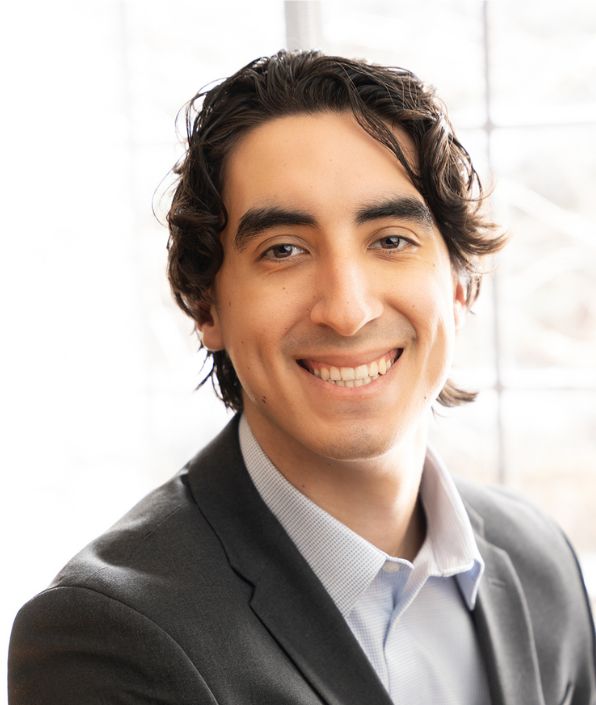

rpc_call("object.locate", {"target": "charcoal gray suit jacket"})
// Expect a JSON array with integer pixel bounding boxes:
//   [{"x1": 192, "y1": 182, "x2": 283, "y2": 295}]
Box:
[{"x1": 9, "y1": 415, "x2": 596, "y2": 705}]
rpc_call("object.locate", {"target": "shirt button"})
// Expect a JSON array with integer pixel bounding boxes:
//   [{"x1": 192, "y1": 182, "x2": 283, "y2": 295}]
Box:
[{"x1": 382, "y1": 562, "x2": 401, "y2": 573}]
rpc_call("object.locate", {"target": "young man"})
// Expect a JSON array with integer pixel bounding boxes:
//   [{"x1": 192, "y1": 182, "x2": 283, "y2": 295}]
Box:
[{"x1": 9, "y1": 51, "x2": 596, "y2": 705}]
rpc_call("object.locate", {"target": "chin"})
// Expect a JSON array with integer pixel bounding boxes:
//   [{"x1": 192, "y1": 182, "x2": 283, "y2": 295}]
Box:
[{"x1": 311, "y1": 427, "x2": 398, "y2": 462}]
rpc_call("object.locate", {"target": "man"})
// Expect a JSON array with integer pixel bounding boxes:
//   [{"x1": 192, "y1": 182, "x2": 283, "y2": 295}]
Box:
[{"x1": 9, "y1": 50, "x2": 596, "y2": 705}]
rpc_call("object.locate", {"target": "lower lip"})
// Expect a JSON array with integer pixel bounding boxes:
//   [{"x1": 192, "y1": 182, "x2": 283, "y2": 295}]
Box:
[{"x1": 297, "y1": 353, "x2": 401, "y2": 395}]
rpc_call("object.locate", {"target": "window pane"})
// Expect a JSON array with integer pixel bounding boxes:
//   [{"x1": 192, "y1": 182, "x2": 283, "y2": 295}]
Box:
[
  {"x1": 319, "y1": 0, "x2": 486, "y2": 126},
  {"x1": 502, "y1": 390, "x2": 596, "y2": 553},
  {"x1": 491, "y1": 127, "x2": 596, "y2": 374},
  {"x1": 491, "y1": 0, "x2": 596, "y2": 124},
  {"x1": 125, "y1": 0, "x2": 285, "y2": 144}
]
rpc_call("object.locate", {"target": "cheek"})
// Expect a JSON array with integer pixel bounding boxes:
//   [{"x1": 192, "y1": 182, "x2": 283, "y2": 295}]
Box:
[
  {"x1": 402, "y1": 276, "x2": 455, "y2": 337},
  {"x1": 214, "y1": 268, "x2": 263, "y2": 345},
  {"x1": 424, "y1": 297, "x2": 457, "y2": 383},
  {"x1": 403, "y1": 276, "x2": 457, "y2": 377},
  {"x1": 217, "y1": 295, "x2": 291, "y2": 385}
]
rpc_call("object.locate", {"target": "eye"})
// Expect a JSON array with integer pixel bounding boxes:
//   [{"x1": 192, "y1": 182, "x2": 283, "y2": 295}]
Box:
[
  {"x1": 370, "y1": 235, "x2": 412, "y2": 251},
  {"x1": 261, "y1": 243, "x2": 306, "y2": 260}
]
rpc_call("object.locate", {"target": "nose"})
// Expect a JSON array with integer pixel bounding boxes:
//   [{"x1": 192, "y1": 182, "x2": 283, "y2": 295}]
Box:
[{"x1": 309, "y1": 257, "x2": 383, "y2": 336}]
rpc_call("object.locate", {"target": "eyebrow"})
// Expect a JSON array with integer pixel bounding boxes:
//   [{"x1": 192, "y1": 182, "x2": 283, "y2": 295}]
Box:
[
  {"x1": 355, "y1": 196, "x2": 434, "y2": 228},
  {"x1": 235, "y1": 207, "x2": 316, "y2": 250},
  {"x1": 234, "y1": 196, "x2": 434, "y2": 250}
]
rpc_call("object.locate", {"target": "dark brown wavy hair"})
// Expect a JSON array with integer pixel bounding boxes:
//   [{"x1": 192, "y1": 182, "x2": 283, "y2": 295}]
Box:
[{"x1": 166, "y1": 50, "x2": 505, "y2": 411}]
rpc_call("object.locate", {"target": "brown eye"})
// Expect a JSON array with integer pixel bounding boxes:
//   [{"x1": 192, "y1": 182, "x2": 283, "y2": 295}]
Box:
[
  {"x1": 371, "y1": 235, "x2": 409, "y2": 250},
  {"x1": 262, "y1": 243, "x2": 306, "y2": 260}
]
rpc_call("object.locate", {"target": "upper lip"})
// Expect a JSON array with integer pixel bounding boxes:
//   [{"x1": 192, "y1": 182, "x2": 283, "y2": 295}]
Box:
[{"x1": 297, "y1": 348, "x2": 402, "y2": 370}]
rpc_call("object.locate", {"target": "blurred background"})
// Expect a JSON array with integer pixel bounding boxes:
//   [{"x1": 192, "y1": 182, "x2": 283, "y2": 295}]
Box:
[{"x1": 2, "y1": 0, "x2": 595, "y2": 690}]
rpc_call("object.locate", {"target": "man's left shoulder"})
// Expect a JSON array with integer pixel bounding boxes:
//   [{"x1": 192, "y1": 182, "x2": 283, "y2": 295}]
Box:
[
  {"x1": 456, "y1": 476, "x2": 560, "y2": 533},
  {"x1": 456, "y1": 477, "x2": 570, "y2": 549},
  {"x1": 455, "y1": 476, "x2": 585, "y2": 589}
]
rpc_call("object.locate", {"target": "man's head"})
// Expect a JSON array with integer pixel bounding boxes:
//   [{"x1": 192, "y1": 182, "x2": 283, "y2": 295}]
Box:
[{"x1": 167, "y1": 50, "x2": 504, "y2": 423}]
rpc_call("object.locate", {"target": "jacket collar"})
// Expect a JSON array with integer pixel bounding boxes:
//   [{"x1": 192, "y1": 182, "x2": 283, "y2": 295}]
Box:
[
  {"x1": 461, "y1": 495, "x2": 546, "y2": 705},
  {"x1": 184, "y1": 415, "x2": 393, "y2": 705}
]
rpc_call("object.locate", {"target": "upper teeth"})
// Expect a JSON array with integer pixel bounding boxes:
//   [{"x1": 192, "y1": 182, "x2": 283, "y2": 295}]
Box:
[{"x1": 309, "y1": 353, "x2": 394, "y2": 387}]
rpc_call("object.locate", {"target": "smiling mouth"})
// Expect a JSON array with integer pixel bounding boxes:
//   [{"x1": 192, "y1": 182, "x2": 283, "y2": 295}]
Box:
[{"x1": 298, "y1": 349, "x2": 403, "y2": 387}]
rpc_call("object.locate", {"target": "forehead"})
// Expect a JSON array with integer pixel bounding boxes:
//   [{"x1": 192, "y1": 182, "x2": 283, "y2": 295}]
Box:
[{"x1": 221, "y1": 111, "x2": 422, "y2": 217}]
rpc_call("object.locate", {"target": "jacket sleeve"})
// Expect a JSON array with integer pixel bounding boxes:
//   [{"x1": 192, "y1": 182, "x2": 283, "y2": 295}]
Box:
[
  {"x1": 8, "y1": 585, "x2": 219, "y2": 705},
  {"x1": 562, "y1": 531, "x2": 596, "y2": 705}
]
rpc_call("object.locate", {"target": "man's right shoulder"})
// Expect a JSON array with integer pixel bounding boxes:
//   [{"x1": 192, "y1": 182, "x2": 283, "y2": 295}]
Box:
[{"x1": 48, "y1": 416, "x2": 243, "y2": 606}]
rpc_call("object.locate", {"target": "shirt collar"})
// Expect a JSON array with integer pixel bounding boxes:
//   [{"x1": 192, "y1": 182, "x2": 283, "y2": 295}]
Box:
[
  {"x1": 417, "y1": 447, "x2": 485, "y2": 608},
  {"x1": 239, "y1": 415, "x2": 484, "y2": 616}
]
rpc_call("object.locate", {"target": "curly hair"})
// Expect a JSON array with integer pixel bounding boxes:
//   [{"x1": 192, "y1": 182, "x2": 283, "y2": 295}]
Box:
[{"x1": 166, "y1": 50, "x2": 505, "y2": 411}]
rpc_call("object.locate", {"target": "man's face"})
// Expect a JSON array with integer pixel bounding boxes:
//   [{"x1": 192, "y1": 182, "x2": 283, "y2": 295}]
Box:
[{"x1": 201, "y1": 112, "x2": 465, "y2": 465}]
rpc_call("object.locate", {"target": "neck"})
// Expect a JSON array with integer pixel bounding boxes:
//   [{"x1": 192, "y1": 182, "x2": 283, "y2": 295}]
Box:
[{"x1": 245, "y1": 416, "x2": 429, "y2": 560}]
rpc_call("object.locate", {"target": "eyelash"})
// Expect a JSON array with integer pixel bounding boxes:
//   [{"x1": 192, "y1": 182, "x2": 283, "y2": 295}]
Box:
[{"x1": 261, "y1": 243, "x2": 307, "y2": 260}]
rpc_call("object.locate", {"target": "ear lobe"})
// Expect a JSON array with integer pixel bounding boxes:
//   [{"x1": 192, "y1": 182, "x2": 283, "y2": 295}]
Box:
[
  {"x1": 453, "y1": 278, "x2": 468, "y2": 332},
  {"x1": 197, "y1": 305, "x2": 225, "y2": 352}
]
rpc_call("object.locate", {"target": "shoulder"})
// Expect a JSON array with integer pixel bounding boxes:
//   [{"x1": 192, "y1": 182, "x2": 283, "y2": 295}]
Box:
[
  {"x1": 13, "y1": 416, "x2": 247, "y2": 632},
  {"x1": 457, "y1": 479, "x2": 596, "y2": 702},
  {"x1": 22, "y1": 418, "x2": 244, "y2": 622},
  {"x1": 8, "y1": 580, "x2": 218, "y2": 704},
  {"x1": 49, "y1": 416, "x2": 243, "y2": 601},
  {"x1": 456, "y1": 476, "x2": 591, "y2": 615},
  {"x1": 50, "y1": 471, "x2": 206, "y2": 595},
  {"x1": 9, "y1": 424, "x2": 244, "y2": 703},
  {"x1": 7, "y1": 468, "x2": 221, "y2": 703},
  {"x1": 456, "y1": 476, "x2": 573, "y2": 554}
]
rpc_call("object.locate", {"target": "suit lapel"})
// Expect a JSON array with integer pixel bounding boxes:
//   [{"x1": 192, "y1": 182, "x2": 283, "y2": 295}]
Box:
[
  {"x1": 185, "y1": 416, "x2": 393, "y2": 705},
  {"x1": 464, "y1": 502, "x2": 545, "y2": 705},
  {"x1": 248, "y1": 562, "x2": 393, "y2": 705}
]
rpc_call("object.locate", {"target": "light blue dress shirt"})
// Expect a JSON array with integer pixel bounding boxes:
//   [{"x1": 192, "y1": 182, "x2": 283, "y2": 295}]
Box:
[{"x1": 239, "y1": 416, "x2": 492, "y2": 704}]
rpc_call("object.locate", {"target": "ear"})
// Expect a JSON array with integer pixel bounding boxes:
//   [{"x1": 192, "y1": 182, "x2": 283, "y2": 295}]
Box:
[
  {"x1": 197, "y1": 303, "x2": 225, "y2": 352},
  {"x1": 452, "y1": 276, "x2": 468, "y2": 332}
]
